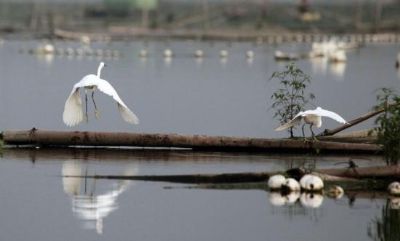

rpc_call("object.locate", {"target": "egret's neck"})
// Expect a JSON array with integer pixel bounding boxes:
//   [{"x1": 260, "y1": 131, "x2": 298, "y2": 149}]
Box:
[{"x1": 97, "y1": 64, "x2": 104, "y2": 78}]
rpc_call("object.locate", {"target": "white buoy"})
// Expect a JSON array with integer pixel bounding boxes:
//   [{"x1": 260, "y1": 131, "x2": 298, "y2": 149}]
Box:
[
  {"x1": 388, "y1": 182, "x2": 400, "y2": 195},
  {"x1": 219, "y1": 50, "x2": 228, "y2": 58},
  {"x1": 37, "y1": 43, "x2": 55, "y2": 55},
  {"x1": 80, "y1": 35, "x2": 91, "y2": 46},
  {"x1": 194, "y1": 49, "x2": 204, "y2": 58},
  {"x1": 246, "y1": 50, "x2": 254, "y2": 59},
  {"x1": 267, "y1": 174, "x2": 286, "y2": 190},
  {"x1": 163, "y1": 49, "x2": 173, "y2": 58},
  {"x1": 283, "y1": 178, "x2": 301, "y2": 192},
  {"x1": 139, "y1": 49, "x2": 148, "y2": 58},
  {"x1": 300, "y1": 174, "x2": 324, "y2": 191},
  {"x1": 326, "y1": 185, "x2": 344, "y2": 199}
]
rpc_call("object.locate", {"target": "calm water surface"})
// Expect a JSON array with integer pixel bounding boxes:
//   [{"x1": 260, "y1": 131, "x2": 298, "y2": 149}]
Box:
[
  {"x1": 0, "y1": 39, "x2": 398, "y2": 240},
  {"x1": 0, "y1": 40, "x2": 398, "y2": 137},
  {"x1": 0, "y1": 149, "x2": 393, "y2": 241}
]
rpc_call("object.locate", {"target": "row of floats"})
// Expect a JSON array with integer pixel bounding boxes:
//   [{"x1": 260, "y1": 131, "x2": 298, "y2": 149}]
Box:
[
  {"x1": 27, "y1": 42, "x2": 256, "y2": 60},
  {"x1": 26, "y1": 39, "x2": 400, "y2": 68},
  {"x1": 267, "y1": 173, "x2": 400, "y2": 209}
]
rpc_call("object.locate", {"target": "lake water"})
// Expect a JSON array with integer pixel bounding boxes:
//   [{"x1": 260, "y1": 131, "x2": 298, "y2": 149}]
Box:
[
  {"x1": 0, "y1": 39, "x2": 398, "y2": 137},
  {"x1": 0, "y1": 148, "x2": 393, "y2": 241},
  {"x1": 0, "y1": 39, "x2": 399, "y2": 240}
]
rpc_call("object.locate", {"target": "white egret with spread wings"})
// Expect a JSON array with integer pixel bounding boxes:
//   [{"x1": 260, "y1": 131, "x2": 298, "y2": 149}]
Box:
[
  {"x1": 275, "y1": 107, "x2": 347, "y2": 139},
  {"x1": 63, "y1": 62, "x2": 139, "y2": 127}
]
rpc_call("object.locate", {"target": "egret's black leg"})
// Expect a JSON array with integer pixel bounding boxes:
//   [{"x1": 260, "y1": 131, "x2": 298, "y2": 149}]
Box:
[
  {"x1": 85, "y1": 92, "x2": 89, "y2": 122},
  {"x1": 310, "y1": 124, "x2": 317, "y2": 141},
  {"x1": 91, "y1": 91, "x2": 100, "y2": 119},
  {"x1": 302, "y1": 123, "x2": 306, "y2": 140}
]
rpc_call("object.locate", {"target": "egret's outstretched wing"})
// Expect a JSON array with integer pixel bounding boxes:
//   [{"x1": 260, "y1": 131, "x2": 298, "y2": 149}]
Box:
[
  {"x1": 275, "y1": 115, "x2": 303, "y2": 131},
  {"x1": 63, "y1": 87, "x2": 84, "y2": 126},
  {"x1": 96, "y1": 78, "x2": 139, "y2": 124},
  {"x1": 307, "y1": 107, "x2": 347, "y2": 124}
]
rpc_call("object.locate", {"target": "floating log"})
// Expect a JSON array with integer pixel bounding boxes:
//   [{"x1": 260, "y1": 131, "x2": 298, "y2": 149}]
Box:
[{"x1": 1, "y1": 129, "x2": 381, "y2": 153}]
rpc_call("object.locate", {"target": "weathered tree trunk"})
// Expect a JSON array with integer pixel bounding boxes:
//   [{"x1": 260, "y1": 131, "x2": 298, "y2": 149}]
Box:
[{"x1": 1, "y1": 129, "x2": 380, "y2": 153}]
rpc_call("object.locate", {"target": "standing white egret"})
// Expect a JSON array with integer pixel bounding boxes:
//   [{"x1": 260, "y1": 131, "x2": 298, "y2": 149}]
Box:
[
  {"x1": 63, "y1": 62, "x2": 139, "y2": 126},
  {"x1": 275, "y1": 107, "x2": 347, "y2": 139}
]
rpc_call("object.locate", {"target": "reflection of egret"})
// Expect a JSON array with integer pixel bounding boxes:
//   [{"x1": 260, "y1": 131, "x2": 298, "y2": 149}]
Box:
[
  {"x1": 63, "y1": 62, "x2": 139, "y2": 126},
  {"x1": 328, "y1": 50, "x2": 347, "y2": 63},
  {"x1": 329, "y1": 61, "x2": 346, "y2": 78},
  {"x1": 62, "y1": 160, "x2": 137, "y2": 234},
  {"x1": 310, "y1": 57, "x2": 328, "y2": 75},
  {"x1": 300, "y1": 174, "x2": 324, "y2": 191},
  {"x1": 300, "y1": 193, "x2": 324, "y2": 208},
  {"x1": 275, "y1": 107, "x2": 347, "y2": 139}
]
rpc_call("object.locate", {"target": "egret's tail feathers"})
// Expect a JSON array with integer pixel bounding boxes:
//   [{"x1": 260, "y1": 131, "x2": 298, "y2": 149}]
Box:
[
  {"x1": 274, "y1": 116, "x2": 302, "y2": 131},
  {"x1": 275, "y1": 122, "x2": 295, "y2": 131},
  {"x1": 63, "y1": 89, "x2": 84, "y2": 126},
  {"x1": 118, "y1": 103, "x2": 139, "y2": 125}
]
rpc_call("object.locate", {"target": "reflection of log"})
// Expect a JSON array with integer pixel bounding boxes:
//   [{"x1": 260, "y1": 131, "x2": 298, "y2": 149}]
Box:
[
  {"x1": 321, "y1": 165, "x2": 400, "y2": 179},
  {"x1": 2, "y1": 129, "x2": 381, "y2": 153},
  {"x1": 64, "y1": 165, "x2": 400, "y2": 184},
  {"x1": 65, "y1": 172, "x2": 270, "y2": 184}
]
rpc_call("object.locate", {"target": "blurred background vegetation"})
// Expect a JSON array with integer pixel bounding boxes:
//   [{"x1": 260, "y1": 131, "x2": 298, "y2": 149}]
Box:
[{"x1": 0, "y1": 0, "x2": 399, "y2": 36}]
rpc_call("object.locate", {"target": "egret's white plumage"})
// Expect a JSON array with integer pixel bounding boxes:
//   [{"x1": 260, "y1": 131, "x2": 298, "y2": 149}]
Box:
[
  {"x1": 275, "y1": 106, "x2": 347, "y2": 138},
  {"x1": 63, "y1": 62, "x2": 139, "y2": 126}
]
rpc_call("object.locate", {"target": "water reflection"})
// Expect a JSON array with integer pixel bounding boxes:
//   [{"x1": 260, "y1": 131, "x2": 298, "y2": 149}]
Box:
[
  {"x1": 369, "y1": 199, "x2": 400, "y2": 241},
  {"x1": 329, "y1": 62, "x2": 346, "y2": 79},
  {"x1": 62, "y1": 160, "x2": 137, "y2": 234}
]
